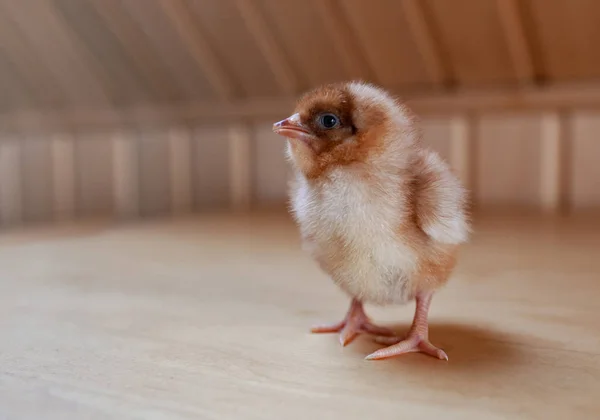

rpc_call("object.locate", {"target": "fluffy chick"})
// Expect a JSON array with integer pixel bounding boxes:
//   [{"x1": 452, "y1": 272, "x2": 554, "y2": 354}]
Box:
[{"x1": 272, "y1": 82, "x2": 470, "y2": 361}]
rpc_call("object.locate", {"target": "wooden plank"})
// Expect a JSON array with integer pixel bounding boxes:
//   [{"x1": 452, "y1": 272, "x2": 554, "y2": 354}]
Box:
[
  {"x1": 0, "y1": 0, "x2": 110, "y2": 107},
  {"x1": 400, "y1": 0, "x2": 448, "y2": 86},
  {"x1": 0, "y1": 12, "x2": 65, "y2": 109},
  {"x1": 51, "y1": 133, "x2": 76, "y2": 221},
  {"x1": 193, "y1": 126, "x2": 231, "y2": 210},
  {"x1": 229, "y1": 124, "x2": 252, "y2": 212},
  {"x1": 112, "y1": 130, "x2": 139, "y2": 219},
  {"x1": 52, "y1": 0, "x2": 154, "y2": 105},
  {"x1": 526, "y1": 0, "x2": 600, "y2": 81},
  {"x1": 476, "y1": 114, "x2": 543, "y2": 208},
  {"x1": 7, "y1": 83, "x2": 600, "y2": 132},
  {"x1": 75, "y1": 132, "x2": 114, "y2": 216},
  {"x1": 20, "y1": 136, "x2": 54, "y2": 222},
  {"x1": 88, "y1": 0, "x2": 183, "y2": 102},
  {"x1": 159, "y1": 0, "x2": 235, "y2": 100},
  {"x1": 496, "y1": 0, "x2": 535, "y2": 84},
  {"x1": 187, "y1": 0, "x2": 280, "y2": 98},
  {"x1": 420, "y1": 117, "x2": 453, "y2": 163},
  {"x1": 119, "y1": 0, "x2": 216, "y2": 100},
  {"x1": 570, "y1": 112, "x2": 600, "y2": 210},
  {"x1": 0, "y1": 53, "x2": 33, "y2": 112},
  {"x1": 253, "y1": 123, "x2": 290, "y2": 207},
  {"x1": 168, "y1": 127, "x2": 193, "y2": 216},
  {"x1": 313, "y1": 0, "x2": 373, "y2": 81},
  {"x1": 539, "y1": 112, "x2": 565, "y2": 214},
  {"x1": 339, "y1": 0, "x2": 432, "y2": 88},
  {"x1": 256, "y1": 0, "x2": 346, "y2": 88},
  {"x1": 449, "y1": 115, "x2": 476, "y2": 193},
  {"x1": 138, "y1": 130, "x2": 171, "y2": 217},
  {"x1": 233, "y1": 0, "x2": 298, "y2": 96},
  {"x1": 0, "y1": 139, "x2": 23, "y2": 225},
  {"x1": 425, "y1": 0, "x2": 518, "y2": 85}
]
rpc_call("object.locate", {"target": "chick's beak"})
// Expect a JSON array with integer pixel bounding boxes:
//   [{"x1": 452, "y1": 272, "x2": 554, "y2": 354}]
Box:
[{"x1": 272, "y1": 114, "x2": 314, "y2": 143}]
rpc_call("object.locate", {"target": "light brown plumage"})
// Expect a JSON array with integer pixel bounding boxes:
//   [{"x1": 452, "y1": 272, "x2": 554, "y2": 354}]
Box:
[{"x1": 273, "y1": 81, "x2": 470, "y2": 361}]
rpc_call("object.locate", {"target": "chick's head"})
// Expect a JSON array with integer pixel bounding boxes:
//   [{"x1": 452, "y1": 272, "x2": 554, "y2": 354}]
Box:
[{"x1": 273, "y1": 81, "x2": 414, "y2": 178}]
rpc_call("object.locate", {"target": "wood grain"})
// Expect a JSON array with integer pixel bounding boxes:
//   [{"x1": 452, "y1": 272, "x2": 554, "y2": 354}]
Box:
[
  {"x1": 476, "y1": 113, "x2": 543, "y2": 208},
  {"x1": 0, "y1": 212, "x2": 598, "y2": 419}
]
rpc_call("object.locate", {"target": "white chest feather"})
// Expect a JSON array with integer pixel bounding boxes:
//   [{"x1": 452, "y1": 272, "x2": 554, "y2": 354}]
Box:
[{"x1": 291, "y1": 169, "x2": 418, "y2": 305}]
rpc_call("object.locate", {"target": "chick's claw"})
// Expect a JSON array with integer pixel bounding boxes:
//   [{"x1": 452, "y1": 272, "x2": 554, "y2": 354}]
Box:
[
  {"x1": 310, "y1": 299, "x2": 396, "y2": 346},
  {"x1": 367, "y1": 292, "x2": 448, "y2": 361},
  {"x1": 365, "y1": 334, "x2": 448, "y2": 361}
]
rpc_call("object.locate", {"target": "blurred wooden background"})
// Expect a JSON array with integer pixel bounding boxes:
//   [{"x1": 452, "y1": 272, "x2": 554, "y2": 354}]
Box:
[{"x1": 1, "y1": 0, "x2": 600, "y2": 228}]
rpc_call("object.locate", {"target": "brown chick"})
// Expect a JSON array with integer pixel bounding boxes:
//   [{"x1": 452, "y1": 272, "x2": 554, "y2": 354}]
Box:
[{"x1": 272, "y1": 82, "x2": 470, "y2": 361}]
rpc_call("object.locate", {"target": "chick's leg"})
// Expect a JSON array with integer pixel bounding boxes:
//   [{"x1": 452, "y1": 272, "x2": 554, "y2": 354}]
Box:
[
  {"x1": 311, "y1": 299, "x2": 396, "y2": 346},
  {"x1": 365, "y1": 292, "x2": 448, "y2": 361}
]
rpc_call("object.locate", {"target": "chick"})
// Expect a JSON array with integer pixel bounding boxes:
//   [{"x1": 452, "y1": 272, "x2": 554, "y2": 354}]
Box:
[{"x1": 272, "y1": 82, "x2": 470, "y2": 361}]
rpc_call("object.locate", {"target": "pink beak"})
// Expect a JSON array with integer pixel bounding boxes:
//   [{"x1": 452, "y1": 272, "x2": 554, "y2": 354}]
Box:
[{"x1": 273, "y1": 116, "x2": 314, "y2": 143}]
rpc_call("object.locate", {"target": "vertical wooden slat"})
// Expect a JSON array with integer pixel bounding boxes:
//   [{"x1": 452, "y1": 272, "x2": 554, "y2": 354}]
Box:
[
  {"x1": 539, "y1": 112, "x2": 565, "y2": 214},
  {"x1": 252, "y1": 123, "x2": 289, "y2": 207},
  {"x1": 193, "y1": 126, "x2": 231, "y2": 210},
  {"x1": 112, "y1": 130, "x2": 139, "y2": 219},
  {"x1": 76, "y1": 132, "x2": 114, "y2": 216},
  {"x1": 476, "y1": 114, "x2": 542, "y2": 209},
  {"x1": 138, "y1": 129, "x2": 171, "y2": 217},
  {"x1": 51, "y1": 133, "x2": 76, "y2": 221},
  {"x1": 0, "y1": 139, "x2": 23, "y2": 226},
  {"x1": 229, "y1": 124, "x2": 253, "y2": 212},
  {"x1": 571, "y1": 112, "x2": 600, "y2": 210},
  {"x1": 168, "y1": 127, "x2": 193, "y2": 215},
  {"x1": 21, "y1": 136, "x2": 53, "y2": 222},
  {"x1": 420, "y1": 117, "x2": 452, "y2": 163},
  {"x1": 449, "y1": 115, "x2": 475, "y2": 193}
]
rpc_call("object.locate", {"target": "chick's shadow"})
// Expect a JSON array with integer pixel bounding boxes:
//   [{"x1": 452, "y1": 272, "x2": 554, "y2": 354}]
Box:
[{"x1": 349, "y1": 322, "x2": 526, "y2": 374}]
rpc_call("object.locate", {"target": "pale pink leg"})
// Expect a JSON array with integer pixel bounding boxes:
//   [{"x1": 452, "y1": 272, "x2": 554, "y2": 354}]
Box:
[
  {"x1": 311, "y1": 299, "x2": 396, "y2": 346},
  {"x1": 365, "y1": 292, "x2": 448, "y2": 361}
]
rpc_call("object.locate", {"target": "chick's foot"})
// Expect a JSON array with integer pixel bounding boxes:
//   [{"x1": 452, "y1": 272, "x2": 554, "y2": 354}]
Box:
[
  {"x1": 310, "y1": 299, "x2": 396, "y2": 346},
  {"x1": 366, "y1": 334, "x2": 448, "y2": 361},
  {"x1": 365, "y1": 292, "x2": 448, "y2": 361}
]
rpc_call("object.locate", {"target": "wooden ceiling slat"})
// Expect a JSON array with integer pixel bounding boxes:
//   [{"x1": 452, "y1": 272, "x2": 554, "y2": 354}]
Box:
[
  {"x1": 0, "y1": 53, "x2": 33, "y2": 112},
  {"x1": 255, "y1": 0, "x2": 348, "y2": 89},
  {"x1": 88, "y1": 0, "x2": 185, "y2": 103},
  {"x1": 313, "y1": 0, "x2": 373, "y2": 82},
  {"x1": 0, "y1": 0, "x2": 111, "y2": 108},
  {"x1": 0, "y1": 0, "x2": 598, "y2": 114},
  {"x1": 338, "y1": 0, "x2": 433, "y2": 90},
  {"x1": 400, "y1": 0, "x2": 450, "y2": 87},
  {"x1": 233, "y1": 0, "x2": 299, "y2": 96},
  {"x1": 425, "y1": 0, "x2": 519, "y2": 86},
  {"x1": 526, "y1": 0, "x2": 600, "y2": 82},
  {"x1": 159, "y1": 0, "x2": 237, "y2": 101},
  {"x1": 0, "y1": 11, "x2": 65, "y2": 109},
  {"x1": 188, "y1": 0, "x2": 281, "y2": 98},
  {"x1": 119, "y1": 0, "x2": 216, "y2": 102},
  {"x1": 496, "y1": 0, "x2": 536, "y2": 84},
  {"x1": 53, "y1": 0, "x2": 154, "y2": 105}
]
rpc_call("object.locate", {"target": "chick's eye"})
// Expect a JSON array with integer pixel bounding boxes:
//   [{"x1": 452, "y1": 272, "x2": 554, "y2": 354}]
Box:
[{"x1": 319, "y1": 113, "x2": 339, "y2": 129}]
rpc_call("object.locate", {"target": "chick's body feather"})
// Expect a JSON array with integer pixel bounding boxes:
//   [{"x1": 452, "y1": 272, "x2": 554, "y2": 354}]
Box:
[
  {"x1": 290, "y1": 147, "x2": 468, "y2": 306},
  {"x1": 286, "y1": 82, "x2": 469, "y2": 307}
]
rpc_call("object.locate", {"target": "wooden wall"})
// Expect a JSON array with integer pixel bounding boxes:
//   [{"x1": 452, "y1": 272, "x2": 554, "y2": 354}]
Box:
[{"x1": 1, "y1": 106, "x2": 598, "y2": 229}]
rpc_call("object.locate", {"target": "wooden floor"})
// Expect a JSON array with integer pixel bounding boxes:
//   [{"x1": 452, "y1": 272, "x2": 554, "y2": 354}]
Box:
[{"x1": 1, "y1": 211, "x2": 599, "y2": 419}]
